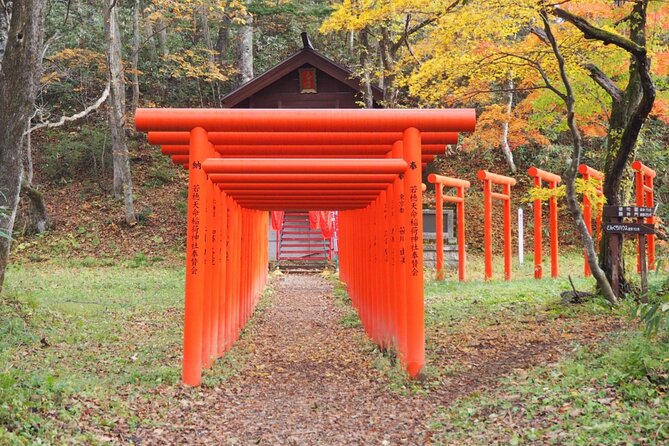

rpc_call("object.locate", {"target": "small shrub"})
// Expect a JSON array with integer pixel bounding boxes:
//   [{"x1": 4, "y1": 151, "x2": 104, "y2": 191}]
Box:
[
  {"x1": 146, "y1": 165, "x2": 174, "y2": 187},
  {"x1": 176, "y1": 200, "x2": 188, "y2": 216},
  {"x1": 136, "y1": 207, "x2": 153, "y2": 225},
  {"x1": 635, "y1": 297, "x2": 669, "y2": 336},
  {"x1": 41, "y1": 125, "x2": 111, "y2": 182},
  {"x1": 128, "y1": 252, "x2": 149, "y2": 268},
  {"x1": 340, "y1": 311, "x2": 361, "y2": 328}
]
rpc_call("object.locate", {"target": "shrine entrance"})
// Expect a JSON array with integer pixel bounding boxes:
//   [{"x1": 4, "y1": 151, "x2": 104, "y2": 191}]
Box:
[
  {"x1": 136, "y1": 108, "x2": 475, "y2": 386},
  {"x1": 220, "y1": 33, "x2": 388, "y2": 269}
]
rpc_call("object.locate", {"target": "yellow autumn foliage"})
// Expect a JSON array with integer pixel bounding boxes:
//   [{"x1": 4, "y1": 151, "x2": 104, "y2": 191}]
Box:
[
  {"x1": 525, "y1": 177, "x2": 607, "y2": 212},
  {"x1": 163, "y1": 49, "x2": 229, "y2": 82},
  {"x1": 321, "y1": 0, "x2": 669, "y2": 145}
]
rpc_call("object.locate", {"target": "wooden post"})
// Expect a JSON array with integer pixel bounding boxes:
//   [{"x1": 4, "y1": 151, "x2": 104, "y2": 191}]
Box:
[
  {"x1": 482, "y1": 178, "x2": 493, "y2": 280},
  {"x1": 503, "y1": 183, "x2": 512, "y2": 281},
  {"x1": 434, "y1": 182, "x2": 444, "y2": 281},
  {"x1": 532, "y1": 175, "x2": 542, "y2": 279},
  {"x1": 403, "y1": 127, "x2": 424, "y2": 378},
  {"x1": 183, "y1": 127, "x2": 208, "y2": 386}
]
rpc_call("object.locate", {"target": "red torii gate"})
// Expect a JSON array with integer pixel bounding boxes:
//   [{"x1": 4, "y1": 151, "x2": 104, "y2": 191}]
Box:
[
  {"x1": 136, "y1": 108, "x2": 476, "y2": 385},
  {"x1": 477, "y1": 170, "x2": 516, "y2": 281},
  {"x1": 428, "y1": 174, "x2": 470, "y2": 282},
  {"x1": 632, "y1": 161, "x2": 656, "y2": 271},
  {"x1": 528, "y1": 167, "x2": 562, "y2": 279}
]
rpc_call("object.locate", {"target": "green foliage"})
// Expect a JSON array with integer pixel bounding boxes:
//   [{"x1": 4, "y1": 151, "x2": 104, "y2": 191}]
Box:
[
  {"x1": 0, "y1": 263, "x2": 189, "y2": 441},
  {"x1": 634, "y1": 290, "x2": 669, "y2": 336},
  {"x1": 523, "y1": 176, "x2": 607, "y2": 215},
  {"x1": 327, "y1": 276, "x2": 362, "y2": 328},
  {"x1": 525, "y1": 184, "x2": 566, "y2": 203},
  {"x1": 432, "y1": 333, "x2": 669, "y2": 445},
  {"x1": 146, "y1": 165, "x2": 175, "y2": 188},
  {"x1": 41, "y1": 125, "x2": 112, "y2": 182},
  {"x1": 637, "y1": 119, "x2": 669, "y2": 223},
  {"x1": 575, "y1": 178, "x2": 607, "y2": 211},
  {"x1": 176, "y1": 200, "x2": 188, "y2": 216}
]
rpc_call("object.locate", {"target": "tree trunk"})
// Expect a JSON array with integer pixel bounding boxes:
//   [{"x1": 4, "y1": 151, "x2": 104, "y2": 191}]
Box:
[
  {"x1": 104, "y1": 0, "x2": 136, "y2": 226},
  {"x1": 378, "y1": 28, "x2": 397, "y2": 107},
  {"x1": 21, "y1": 123, "x2": 50, "y2": 234},
  {"x1": 540, "y1": 12, "x2": 617, "y2": 304},
  {"x1": 141, "y1": 1, "x2": 157, "y2": 61},
  {"x1": 23, "y1": 122, "x2": 33, "y2": 185},
  {"x1": 216, "y1": 17, "x2": 231, "y2": 66},
  {"x1": 131, "y1": 0, "x2": 141, "y2": 113},
  {"x1": 0, "y1": 5, "x2": 9, "y2": 65},
  {"x1": 0, "y1": 0, "x2": 47, "y2": 291},
  {"x1": 598, "y1": 0, "x2": 654, "y2": 294},
  {"x1": 359, "y1": 29, "x2": 374, "y2": 108},
  {"x1": 201, "y1": 5, "x2": 214, "y2": 58},
  {"x1": 238, "y1": 2, "x2": 253, "y2": 84},
  {"x1": 500, "y1": 77, "x2": 517, "y2": 173},
  {"x1": 551, "y1": 2, "x2": 655, "y2": 297},
  {"x1": 156, "y1": 16, "x2": 169, "y2": 57},
  {"x1": 22, "y1": 182, "x2": 50, "y2": 235}
]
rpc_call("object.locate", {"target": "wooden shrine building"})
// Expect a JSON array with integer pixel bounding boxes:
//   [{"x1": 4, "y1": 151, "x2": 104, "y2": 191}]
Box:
[
  {"x1": 222, "y1": 33, "x2": 383, "y2": 110},
  {"x1": 221, "y1": 34, "x2": 383, "y2": 268}
]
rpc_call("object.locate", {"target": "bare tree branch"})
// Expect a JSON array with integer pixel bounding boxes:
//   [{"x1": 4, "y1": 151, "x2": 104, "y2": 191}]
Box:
[
  {"x1": 551, "y1": 6, "x2": 644, "y2": 56},
  {"x1": 391, "y1": 16, "x2": 437, "y2": 53},
  {"x1": 63, "y1": 0, "x2": 72, "y2": 25},
  {"x1": 26, "y1": 82, "x2": 110, "y2": 134},
  {"x1": 583, "y1": 63, "x2": 623, "y2": 103},
  {"x1": 529, "y1": 25, "x2": 549, "y2": 44}
]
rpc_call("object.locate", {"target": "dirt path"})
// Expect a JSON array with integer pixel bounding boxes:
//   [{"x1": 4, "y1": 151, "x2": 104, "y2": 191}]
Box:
[{"x1": 129, "y1": 275, "x2": 617, "y2": 445}]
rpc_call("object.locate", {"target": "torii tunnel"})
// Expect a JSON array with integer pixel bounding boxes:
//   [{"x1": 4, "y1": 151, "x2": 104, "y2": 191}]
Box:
[{"x1": 136, "y1": 108, "x2": 477, "y2": 386}]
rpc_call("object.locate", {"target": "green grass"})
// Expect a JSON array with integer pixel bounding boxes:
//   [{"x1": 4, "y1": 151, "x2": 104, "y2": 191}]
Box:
[
  {"x1": 424, "y1": 252, "x2": 664, "y2": 330},
  {"x1": 423, "y1": 252, "x2": 669, "y2": 445},
  {"x1": 1, "y1": 254, "x2": 666, "y2": 444},
  {"x1": 325, "y1": 272, "x2": 362, "y2": 329},
  {"x1": 431, "y1": 332, "x2": 669, "y2": 445},
  {"x1": 0, "y1": 262, "x2": 244, "y2": 444}
]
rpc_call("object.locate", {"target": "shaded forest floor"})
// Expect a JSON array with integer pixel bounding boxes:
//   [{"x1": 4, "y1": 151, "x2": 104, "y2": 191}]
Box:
[
  {"x1": 12, "y1": 124, "x2": 590, "y2": 264},
  {"x1": 2, "y1": 256, "x2": 667, "y2": 444}
]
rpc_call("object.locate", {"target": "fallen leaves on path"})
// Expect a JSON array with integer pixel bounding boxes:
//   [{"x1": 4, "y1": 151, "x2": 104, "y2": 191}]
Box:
[{"x1": 115, "y1": 275, "x2": 621, "y2": 445}]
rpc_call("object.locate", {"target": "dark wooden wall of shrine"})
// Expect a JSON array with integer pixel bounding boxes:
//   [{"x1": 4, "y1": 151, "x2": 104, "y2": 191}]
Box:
[{"x1": 233, "y1": 64, "x2": 364, "y2": 109}]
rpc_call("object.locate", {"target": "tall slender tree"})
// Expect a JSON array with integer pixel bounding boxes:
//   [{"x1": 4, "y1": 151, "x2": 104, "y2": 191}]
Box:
[
  {"x1": 552, "y1": 2, "x2": 656, "y2": 294},
  {"x1": 0, "y1": 0, "x2": 47, "y2": 291},
  {"x1": 238, "y1": 0, "x2": 254, "y2": 84},
  {"x1": 131, "y1": 0, "x2": 141, "y2": 113},
  {"x1": 104, "y1": 0, "x2": 137, "y2": 225}
]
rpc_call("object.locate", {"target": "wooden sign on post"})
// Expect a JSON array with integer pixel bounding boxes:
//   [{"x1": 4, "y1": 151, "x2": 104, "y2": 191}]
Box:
[
  {"x1": 603, "y1": 222, "x2": 655, "y2": 235},
  {"x1": 603, "y1": 206, "x2": 654, "y2": 219},
  {"x1": 603, "y1": 205, "x2": 655, "y2": 299}
]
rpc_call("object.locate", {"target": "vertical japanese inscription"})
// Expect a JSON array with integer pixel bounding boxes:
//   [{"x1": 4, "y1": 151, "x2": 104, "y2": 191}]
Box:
[
  {"x1": 190, "y1": 184, "x2": 201, "y2": 275},
  {"x1": 399, "y1": 192, "x2": 406, "y2": 264},
  {"x1": 409, "y1": 185, "x2": 420, "y2": 276}
]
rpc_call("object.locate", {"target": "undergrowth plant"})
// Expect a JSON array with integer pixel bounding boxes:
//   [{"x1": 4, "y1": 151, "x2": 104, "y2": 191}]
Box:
[
  {"x1": 632, "y1": 249, "x2": 669, "y2": 335},
  {"x1": 0, "y1": 191, "x2": 10, "y2": 240}
]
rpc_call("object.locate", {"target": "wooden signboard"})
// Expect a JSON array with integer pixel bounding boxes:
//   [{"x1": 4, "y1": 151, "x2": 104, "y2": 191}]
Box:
[
  {"x1": 602, "y1": 206, "x2": 654, "y2": 219},
  {"x1": 298, "y1": 68, "x2": 317, "y2": 94},
  {"x1": 603, "y1": 222, "x2": 655, "y2": 235},
  {"x1": 604, "y1": 204, "x2": 656, "y2": 298}
]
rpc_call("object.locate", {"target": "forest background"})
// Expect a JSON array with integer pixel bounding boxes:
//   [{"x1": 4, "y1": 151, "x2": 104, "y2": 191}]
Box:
[
  {"x1": 1, "y1": 1, "x2": 669, "y2": 443},
  {"x1": 0, "y1": 0, "x2": 667, "y2": 293}
]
